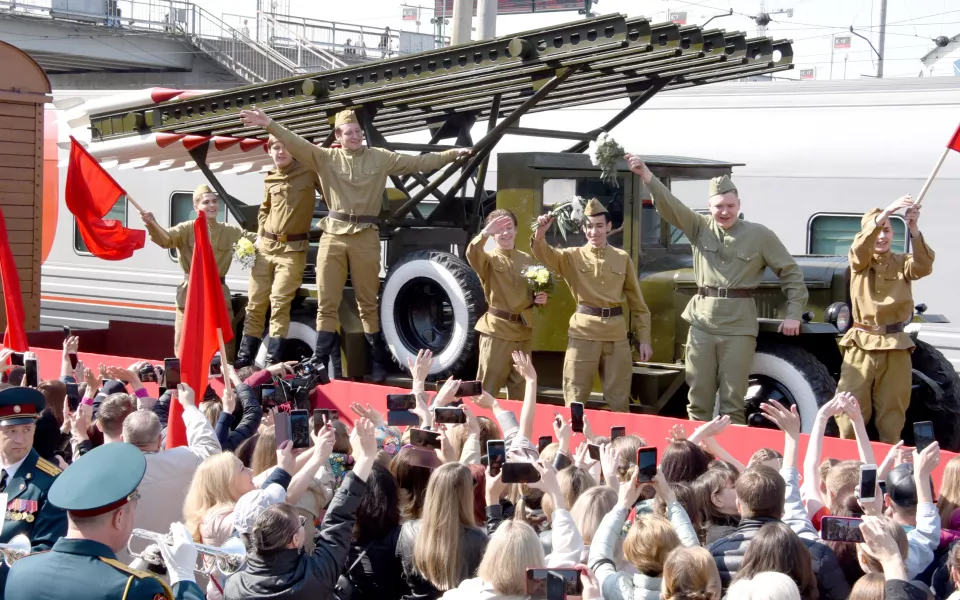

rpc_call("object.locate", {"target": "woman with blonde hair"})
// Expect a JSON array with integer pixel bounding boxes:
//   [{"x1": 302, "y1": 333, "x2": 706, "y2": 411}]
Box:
[
  {"x1": 398, "y1": 462, "x2": 488, "y2": 599},
  {"x1": 571, "y1": 485, "x2": 617, "y2": 553},
  {"x1": 847, "y1": 573, "x2": 885, "y2": 600},
  {"x1": 660, "y1": 546, "x2": 722, "y2": 600},
  {"x1": 938, "y1": 456, "x2": 960, "y2": 529},
  {"x1": 856, "y1": 517, "x2": 908, "y2": 575}
]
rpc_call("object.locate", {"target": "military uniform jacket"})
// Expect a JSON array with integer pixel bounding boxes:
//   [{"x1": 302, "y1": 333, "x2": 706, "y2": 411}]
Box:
[
  {"x1": 647, "y1": 177, "x2": 808, "y2": 337},
  {"x1": 0, "y1": 449, "x2": 67, "y2": 592},
  {"x1": 466, "y1": 233, "x2": 537, "y2": 342},
  {"x1": 258, "y1": 160, "x2": 322, "y2": 254},
  {"x1": 841, "y1": 214, "x2": 935, "y2": 352},
  {"x1": 5, "y1": 538, "x2": 204, "y2": 600},
  {"x1": 265, "y1": 121, "x2": 459, "y2": 235},
  {"x1": 531, "y1": 236, "x2": 651, "y2": 344}
]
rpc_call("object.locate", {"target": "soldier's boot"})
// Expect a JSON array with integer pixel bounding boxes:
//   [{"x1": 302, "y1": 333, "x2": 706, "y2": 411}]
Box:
[
  {"x1": 234, "y1": 335, "x2": 262, "y2": 369},
  {"x1": 311, "y1": 330, "x2": 338, "y2": 369},
  {"x1": 263, "y1": 337, "x2": 284, "y2": 367},
  {"x1": 364, "y1": 332, "x2": 390, "y2": 384},
  {"x1": 330, "y1": 332, "x2": 344, "y2": 379}
]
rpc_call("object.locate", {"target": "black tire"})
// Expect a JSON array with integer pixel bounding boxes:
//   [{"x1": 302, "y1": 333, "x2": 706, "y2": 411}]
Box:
[
  {"x1": 379, "y1": 250, "x2": 487, "y2": 379},
  {"x1": 902, "y1": 339, "x2": 960, "y2": 451},
  {"x1": 744, "y1": 341, "x2": 838, "y2": 434}
]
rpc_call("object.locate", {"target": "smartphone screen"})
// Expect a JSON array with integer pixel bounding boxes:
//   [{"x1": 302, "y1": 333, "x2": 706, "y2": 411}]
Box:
[
  {"x1": 209, "y1": 354, "x2": 222, "y2": 378},
  {"x1": 611, "y1": 426, "x2": 625, "y2": 441},
  {"x1": 410, "y1": 428, "x2": 442, "y2": 450},
  {"x1": 290, "y1": 409, "x2": 311, "y2": 449},
  {"x1": 10, "y1": 353, "x2": 23, "y2": 367},
  {"x1": 502, "y1": 462, "x2": 541, "y2": 484},
  {"x1": 260, "y1": 384, "x2": 277, "y2": 408},
  {"x1": 69, "y1": 353, "x2": 78, "y2": 370},
  {"x1": 525, "y1": 568, "x2": 583, "y2": 597},
  {"x1": 637, "y1": 447, "x2": 657, "y2": 483},
  {"x1": 65, "y1": 383, "x2": 80, "y2": 411},
  {"x1": 63, "y1": 326, "x2": 71, "y2": 339},
  {"x1": 820, "y1": 516, "x2": 865, "y2": 543},
  {"x1": 313, "y1": 409, "x2": 325, "y2": 435},
  {"x1": 455, "y1": 380, "x2": 483, "y2": 398},
  {"x1": 163, "y1": 358, "x2": 181, "y2": 388},
  {"x1": 387, "y1": 393, "x2": 417, "y2": 410},
  {"x1": 274, "y1": 411, "x2": 292, "y2": 449},
  {"x1": 487, "y1": 440, "x2": 506, "y2": 477},
  {"x1": 387, "y1": 410, "x2": 420, "y2": 427},
  {"x1": 588, "y1": 443, "x2": 601, "y2": 461},
  {"x1": 434, "y1": 407, "x2": 466, "y2": 424},
  {"x1": 570, "y1": 402, "x2": 584, "y2": 433},
  {"x1": 859, "y1": 465, "x2": 878, "y2": 501},
  {"x1": 24, "y1": 358, "x2": 39, "y2": 388},
  {"x1": 914, "y1": 421, "x2": 935, "y2": 452},
  {"x1": 537, "y1": 436, "x2": 552, "y2": 453}
]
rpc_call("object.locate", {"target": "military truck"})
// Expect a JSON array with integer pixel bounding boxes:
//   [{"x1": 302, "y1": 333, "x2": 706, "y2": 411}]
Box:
[{"x1": 78, "y1": 13, "x2": 960, "y2": 448}]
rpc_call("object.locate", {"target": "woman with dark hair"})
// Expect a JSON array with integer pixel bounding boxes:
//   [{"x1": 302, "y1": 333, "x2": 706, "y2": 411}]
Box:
[
  {"x1": 692, "y1": 468, "x2": 739, "y2": 544},
  {"x1": 390, "y1": 446, "x2": 432, "y2": 521},
  {"x1": 731, "y1": 521, "x2": 819, "y2": 600},
  {"x1": 660, "y1": 440, "x2": 713, "y2": 483},
  {"x1": 235, "y1": 433, "x2": 260, "y2": 468},
  {"x1": 336, "y1": 463, "x2": 409, "y2": 600}
]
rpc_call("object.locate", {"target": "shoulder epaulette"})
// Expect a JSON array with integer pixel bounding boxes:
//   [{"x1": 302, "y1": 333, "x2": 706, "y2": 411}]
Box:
[
  {"x1": 34, "y1": 458, "x2": 61, "y2": 477},
  {"x1": 98, "y1": 557, "x2": 174, "y2": 600}
]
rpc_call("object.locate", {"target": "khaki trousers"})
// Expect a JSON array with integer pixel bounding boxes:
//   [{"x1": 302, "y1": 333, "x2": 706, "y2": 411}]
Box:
[
  {"x1": 685, "y1": 327, "x2": 756, "y2": 425},
  {"x1": 243, "y1": 249, "x2": 307, "y2": 338},
  {"x1": 476, "y1": 334, "x2": 533, "y2": 401},
  {"x1": 562, "y1": 338, "x2": 632, "y2": 412},
  {"x1": 316, "y1": 229, "x2": 381, "y2": 334},
  {"x1": 835, "y1": 345, "x2": 912, "y2": 444},
  {"x1": 174, "y1": 282, "x2": 235, "y2": 359}
]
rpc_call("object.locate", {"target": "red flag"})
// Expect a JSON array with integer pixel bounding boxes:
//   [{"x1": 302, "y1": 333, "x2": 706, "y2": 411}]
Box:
[
  {"x1": 949, "y1": 123, "x2": 960, "y2": 153},
  {"x1": 0, "y1": 209, "x2": 28, "y2": 352},
  {"x1": 66, "y1": 137, "x2": 145, "y2": 260},
  {"x1": 166, "y1": 216, "x2": 233, "y2": 448}
]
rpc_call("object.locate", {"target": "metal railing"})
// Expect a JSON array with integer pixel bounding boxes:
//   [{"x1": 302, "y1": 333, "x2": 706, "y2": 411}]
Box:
[
  {"x1": 189, "y1": 6, "x2": 297, "y2": 83},
  {"x1": 255, "y1": 11, "x2": 346, "y2": 73},
  {"x1": 269, "y1": 14, "x2": 402, "y2": 60}
]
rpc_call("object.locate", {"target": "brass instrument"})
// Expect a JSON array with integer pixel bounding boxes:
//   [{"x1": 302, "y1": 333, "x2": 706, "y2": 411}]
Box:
[
  {"x1": 0, "y1": 535, "x2": 31, "y2": 567},
  {"x1": 127, "y1": 529, "x2": 246, "y2": 575}
]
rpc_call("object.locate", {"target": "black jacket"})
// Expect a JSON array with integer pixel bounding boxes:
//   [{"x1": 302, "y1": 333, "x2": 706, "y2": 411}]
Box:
[
  {"x1": 216, "y1": 383, "x2": 262, "y2": 452},
  {"x1": 337, "y1": 525, "x2": 409, "y2": 600},
  {"x1": 223, "y1": 471, "x2": 367, "y2": 600},
  {"x1": 396, "y1": 519, "x2": 488, "y2": 600},
  {"x1": 708, "y1": 517, "x2": 851, "y2": 600},
  {"x1": 885, "y1": 580, "x2": 929, "y2": 600}
]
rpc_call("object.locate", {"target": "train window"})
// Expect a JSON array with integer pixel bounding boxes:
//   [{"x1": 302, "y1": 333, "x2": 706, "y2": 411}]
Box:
[
  {"x1": 807, "y1": 213, "x2": 907, "y2": 255},
  {"x1": 73, "y1": 198, "x2": 127, "y2": 254},
  {"x1": 541, "y1": 177, "x2": 626, "y2": 249},
  {"x1": 168, "y1": 191, "x2": 227, "y2": 261}
]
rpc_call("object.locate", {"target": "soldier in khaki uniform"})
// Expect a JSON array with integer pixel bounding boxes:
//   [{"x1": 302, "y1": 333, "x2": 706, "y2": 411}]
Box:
[
  {"x1": 626, "y1": 155, "x2": 808, "y2": 424},
  {"x1": 467, "y1": 209, "x2": 548, "y2": 399},
  {"x1": 235, "y1": 136, "x2": 322, "y2": 368},
  {"x1": 240, "y1": 107, "x2": 470, "y2": 381},
  {"x1": 834, "y1": 196, "x2": 934, "y2": 444},
  {"x1": 140, "y1": 184, "x2": 255, "y2": 359},
  {"x1": 532, "y1": 199, "x2": 652, "y2": 412}
]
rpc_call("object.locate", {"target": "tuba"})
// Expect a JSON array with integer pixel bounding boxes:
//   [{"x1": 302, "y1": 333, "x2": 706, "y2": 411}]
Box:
[
  {"x1": 0, "y1": 535, "x2": 31, "y2": 567},
  {"x1": 127, "y1": 529, "x2": 246, "y2": 575}
]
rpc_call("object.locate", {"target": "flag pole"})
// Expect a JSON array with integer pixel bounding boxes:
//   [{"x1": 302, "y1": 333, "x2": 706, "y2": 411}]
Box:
[
  {"x1": 217, "y1": 328, "x2": 232, "y2": 395},
  {"x1": 916, "y1": 147, "x2": 952, "y2": 208},
  {"x1": 126, "y1": 195, "x2": 145, "y2": 213}
]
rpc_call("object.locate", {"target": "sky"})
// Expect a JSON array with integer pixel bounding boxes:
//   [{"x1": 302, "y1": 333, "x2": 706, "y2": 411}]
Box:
[{"x1": 197, "y1": 0, "x2": 960, "y2": 79}]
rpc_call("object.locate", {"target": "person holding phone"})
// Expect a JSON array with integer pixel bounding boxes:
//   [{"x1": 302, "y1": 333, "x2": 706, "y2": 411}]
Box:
[
  {"x1": 466, "y1": 209, "x2": 548, "y2": 400},
  {"x1": 533, "y1": 199, "x2": 652, "y2": 412},
  {"x1": 140, "y1": 184, "x2": 256, "y2": 360},
  {"x1": 834, "y1": 197, "x2": 935, "y2": 444}
]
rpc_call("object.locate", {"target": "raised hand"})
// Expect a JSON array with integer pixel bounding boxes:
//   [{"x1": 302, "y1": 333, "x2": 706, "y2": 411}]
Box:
[
  {"x1": 511, "y1": 352, "x2": 537, "y2": 382},
  {"x1": 433, "y1": 378, "x2": 461, "y2": 408},
  {"x1": 240, "y1": 108, "x2": 271, "y2": 128},
  {"x1": 349, "y1": 402, "x2": 384, "y2": 428},
  {"x1": 759, "y1": 399, "x2": 800, "y2": 438},
  {"x1": 407, "y1": 349, "x2": 434, "y2": 384},
  {"x1": 482, "y1": 215, "x2": 513, "y2": 237},
  {"x1": 534, "y1": 214, "x2": 555, "y2": 239}
]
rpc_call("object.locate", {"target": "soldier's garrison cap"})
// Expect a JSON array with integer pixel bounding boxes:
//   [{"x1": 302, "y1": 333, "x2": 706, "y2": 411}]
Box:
[
  {"x1": 334, "y1": 109, "x2": 359, "y2": 129},
  {"x1": 49, "y1": 443, "x2": 146, "y2": 516},
  {"x1": 193, "y1": 184, "x2": 215, "y2": 201},
  {"x1": 0, "y1": 387, "x2": 45, "y2": 427},
  {"x1": 708, "y1": 175, "x2": 738, "y2": 198},
  {"x1": 583, "y1": 198, "x2": 608, "y2": 217}
]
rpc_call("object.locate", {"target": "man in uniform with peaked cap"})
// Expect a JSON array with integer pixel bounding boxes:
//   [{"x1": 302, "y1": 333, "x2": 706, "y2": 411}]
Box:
[
  {"x1": 0, "y1": 386, "x2": 67, "y2": 593},
  {"x1": 627, "y1": 155, "x2": 808, "y2": 425},
  {"x1": 532, "y1": 197, "x2": 652, "y2": 411},
  {"x1": 240, "y1": 106, "x2": 470, "y2": 381},
  {"x1": 5, "y1": 442, "x2": 204, "y2": 600}
]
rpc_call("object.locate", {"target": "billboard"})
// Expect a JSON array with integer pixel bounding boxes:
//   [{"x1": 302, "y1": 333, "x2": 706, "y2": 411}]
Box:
[
  {"x1": 402, "y1": 7, "x2": 419, "y2": 20},
  {"x1": 799, "y1": 68, "x2": 815, "y2": 80},
  {"x1": 669, "y1": 11, "x2": 687, "y2": 25},
  {"x1": 833, "y1": 35, "x2": 851, "y2": 49},
  {"x1": 433, "y1": 0, "x2": 585, "y2": 16},
  {"x1": 400, "y1": 31, "x2": 438, "y2": 54}
]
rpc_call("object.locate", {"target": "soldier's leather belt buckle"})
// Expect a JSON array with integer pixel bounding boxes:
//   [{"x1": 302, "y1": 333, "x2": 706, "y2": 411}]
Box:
[
  {"x1": 328, "y1": 210, "x2": 378, "y2": 225},
  {"x1": 264, "y1": 231, "x2": 309, "y2": 243},
  {"x1": 576, "y1": 304, "x2": 624, "y2": 318},
  {"x1": 853, "y1": 322, "x2": 905, "y2": 334},
  {"x1": 488, "y1": 307, "x2": 522, "y2": 323},
  {"x1": 698, "y1": 286, "x2": 755, "y2": 299}
]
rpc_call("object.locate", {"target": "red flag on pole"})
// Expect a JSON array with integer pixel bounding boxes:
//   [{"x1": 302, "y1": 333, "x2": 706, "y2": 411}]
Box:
[
  {"x1": 65, "y1": 137, "x2": 145, "y2": 260},
  {"x1": 166, "y1": 216, "x2": 233, "y2": 448},
  {"x1": 0, "y1": 209, "x2": 28, "y2": 352},
  {"x1": 949, "y1": 123, "x2": 960, "y2": 153}
]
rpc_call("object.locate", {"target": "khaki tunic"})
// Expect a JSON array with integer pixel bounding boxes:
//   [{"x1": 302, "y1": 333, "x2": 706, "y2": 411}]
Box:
[{"x1": 257, "y1": 161, "x2": 321, "y2": 254}]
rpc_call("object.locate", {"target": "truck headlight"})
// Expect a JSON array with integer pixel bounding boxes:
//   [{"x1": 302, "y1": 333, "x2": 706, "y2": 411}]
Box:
[{"x1": 826, "y1": 302, "x2": 851, "y2": 333}]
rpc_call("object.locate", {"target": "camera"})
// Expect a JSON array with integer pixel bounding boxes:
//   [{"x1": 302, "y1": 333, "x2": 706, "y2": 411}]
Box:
[
  {"x1": 277, "y1": 359, "x2": 330, "y2": 410},
  {"x1": 139, "y1": 363, "x2": 161, "y2": 384}
]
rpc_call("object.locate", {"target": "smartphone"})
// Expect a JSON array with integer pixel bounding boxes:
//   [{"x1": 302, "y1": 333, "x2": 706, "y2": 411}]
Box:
[
  {"x1": 537, "y1": 435, "x2": 553, "y2": 453},
  {"x1": 570, "y1": 402, "x2": 584, "y2": 433},
  {"x1": 434, "y1": 407, "x2": 467, "y2": 424},
  {"x1": 387, "y1": 410, "x2": 420, "y2": 427},
  {"x1": 410, "y1": 428, "x2": 442, "y2": 450},
  {"x1": 820, "y1": 516, "x2": 865, "y2": 543},
  {"x1": 914, "y1": 421, "x2": 935, "y2": 452},
  {"x1": 487, "y1": 440, "x2": 506, "y2": 477},
  {"x1": 10, "y1": 353, "x2": 23, "y2": 367},
  {"x1": 63, "y1": 327, "x2": 78, "y2": 369},
  {"x1": 588, "y1": 443, "x2": 601, "y2": 461},
  {"x1": 455, "y1": 380, "x2": 483, "y2": 398},
  {"x1": 259, "y1": 384, "x2": 277, "y2": 408},
  {"x1": 290, "y1": 409, "x2": 311, "y2": 449},
  {"x1": 313, "y1": 409, "x2": 326, "y2": 435},
  {"x1": 407, "y1": 447, "x2": 442, "y2": 469},
  {"x1": 209, "y1": 354, "x2": 222, "y2": 378},
  {"x1": 65, "y1": 382, "x2": 80, "y2": 411},
  {"x1": 163, "y1": 358, "x2": 181, "y2": 388},
  {"x1": 274, "y1": 411, "x2": 292, "y2": 449},
  {"x1": 637, "y1": 447, "x2": 657, "y2": 483},
  {"x1": 63, "y1": 326, "x2": 71, "y2": 339},
  {"x1": 24, "y1": 358, "x2": 38, "y2": 388},
  {"x1": 387, "y1": 393, "x2": 417, "y2": 410},
  {"x1": 525, "y1": 568, "x2": 583, "y2": 597},
  {"x1": 502, "y1": 462, "x2": 541, "y2": 484},
  {"x1": 859, "y1": 464, "x2": 878, "y2": 502},
  {"x1": 611, "y1": 426, "x2": 625, "y2": 441}
]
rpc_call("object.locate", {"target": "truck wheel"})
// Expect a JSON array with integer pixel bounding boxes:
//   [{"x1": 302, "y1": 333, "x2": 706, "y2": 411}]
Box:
[
  {"x1": 743, "y1": 341, "x2": 837, "y2": 434},
  {"x1": 380, "y1": 250, "x2": 486, "y2": 379},
  {"x1": 253, "y1": 322, "x2": 317, "y2": 368},
  {"x1": 903, "y1": 339, "x2": 960, "y2": 451}
]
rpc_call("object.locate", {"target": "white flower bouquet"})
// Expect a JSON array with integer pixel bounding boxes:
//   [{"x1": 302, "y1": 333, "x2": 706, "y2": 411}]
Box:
[
  {"x1": 588, "y1": 132, "x2": 626, "y2": 187},
  {"x1": 233, "y1": 238, "x2": 257, "y2": 269},
  {"x1": 531, "y1": 195, "x2": 585, "y2": 242},
  {"x1": 522, "y1": 264, "x2": 555, "y2": 315}
]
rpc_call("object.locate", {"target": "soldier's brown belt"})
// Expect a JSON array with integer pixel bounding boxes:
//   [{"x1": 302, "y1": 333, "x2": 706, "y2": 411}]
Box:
[
  {"x1": 328, "y1": 211, "x2": 379, "y2": 224},
  {"x1": 263, "y1": 231, "x2": 309, "y2": 243},
  {"x1": 488, "y1": 307, "x2": 523, "y2": 323},
  {"x1": 852, "y1": 322, "x2": 906, "y2": 334},
  {"x1": 698, "y1": 286, "x2": 756, "y2": 299},
  {"x1": 576, "y1": 304, "x2": 624, "y2": 318}
]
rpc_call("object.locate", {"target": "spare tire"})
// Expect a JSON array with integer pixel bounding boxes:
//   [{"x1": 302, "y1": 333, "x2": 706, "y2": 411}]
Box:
[
  {"x1": 902, "y1": 339, "x2": 960, "y2": 451},
  {"x1": 380, "y1": 250, "x2": 486, "y2": 379}
]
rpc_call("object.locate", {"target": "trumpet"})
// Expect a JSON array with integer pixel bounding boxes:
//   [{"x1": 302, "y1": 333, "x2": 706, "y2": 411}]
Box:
[
  {"x1": 127, "y1": 529, "x2": 246, "y2": 575},
  {"x1": 0, "y1": 535, "x2": 30, "y2": 567}
]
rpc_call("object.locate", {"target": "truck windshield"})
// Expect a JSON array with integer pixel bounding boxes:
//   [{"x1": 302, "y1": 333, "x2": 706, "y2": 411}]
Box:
[{"x1": 542, "y1": 176, "x2": 627, "y2": 249}]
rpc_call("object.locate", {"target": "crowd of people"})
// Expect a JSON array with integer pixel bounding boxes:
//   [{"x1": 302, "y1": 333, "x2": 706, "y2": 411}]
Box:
[{"x1": 0, "y1": 338, "x2": 954, "y2": 600}]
